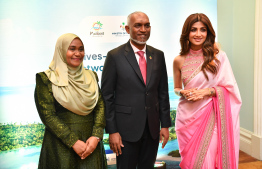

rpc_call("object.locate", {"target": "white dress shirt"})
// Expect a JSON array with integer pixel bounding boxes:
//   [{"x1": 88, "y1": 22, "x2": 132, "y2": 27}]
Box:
[{"x1": 130, "y1": 41, "x2": 147, "y2": 63}]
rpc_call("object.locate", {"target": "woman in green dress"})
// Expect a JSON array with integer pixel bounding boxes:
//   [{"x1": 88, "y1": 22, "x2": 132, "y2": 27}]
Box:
[{"x1": 34, "y1": 33, "x2": 107, "y2": 169}]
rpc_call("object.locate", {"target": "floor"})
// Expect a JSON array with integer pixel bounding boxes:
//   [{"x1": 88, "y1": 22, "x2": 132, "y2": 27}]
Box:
[
  {"x1": 108, "y1": 150, "x2": 262, "y2": 169},
  {"x1": 239, "y1": 150, "x2": 262, "y2": 169}
]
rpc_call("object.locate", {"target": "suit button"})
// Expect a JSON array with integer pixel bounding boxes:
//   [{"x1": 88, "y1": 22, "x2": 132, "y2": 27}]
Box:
[
  {"x1": 145, "y1": 106, "x2": 147, "y2": 110},
  {"x1": 146, "y1": 92, "x2": 149, "y2": 95}
]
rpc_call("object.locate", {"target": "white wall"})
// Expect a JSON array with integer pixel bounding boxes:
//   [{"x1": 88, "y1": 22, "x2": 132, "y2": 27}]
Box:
[
  {"x1": 218, "y1": 0, "x2": 255, "y2": 132},
  {"x1": 218, "y1": 0, "x2": 262, "y2": 160}
]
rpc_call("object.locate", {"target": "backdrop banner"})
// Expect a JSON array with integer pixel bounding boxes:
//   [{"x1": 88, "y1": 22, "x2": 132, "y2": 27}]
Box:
[{"x1": 0, "y1": 0, "x2": 217, "y2": 168}]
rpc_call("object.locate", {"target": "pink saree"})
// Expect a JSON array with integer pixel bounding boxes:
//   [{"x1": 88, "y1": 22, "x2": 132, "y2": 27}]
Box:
[{"x1": 176, "y1": 50, "x2": 242, "y2": 169}]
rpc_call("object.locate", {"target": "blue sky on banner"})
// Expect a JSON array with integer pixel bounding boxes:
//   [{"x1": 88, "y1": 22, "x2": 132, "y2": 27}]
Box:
[{"x1": 0, "y1": 0, "x2": 217, "y2": 123}]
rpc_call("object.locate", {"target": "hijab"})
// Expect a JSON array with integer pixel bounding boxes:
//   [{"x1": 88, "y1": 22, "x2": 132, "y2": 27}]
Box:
[{"x1": 45, "y1": 33, "x2": 99, "y2": 116}]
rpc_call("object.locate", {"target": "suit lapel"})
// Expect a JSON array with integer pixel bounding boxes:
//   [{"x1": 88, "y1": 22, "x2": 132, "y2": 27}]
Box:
[
  {"x1": 146, "y1": 46, "x2": 153, "y2": 86},
  {"x1": 124, "y1": 42, "x2": 145, "y2": 84}
]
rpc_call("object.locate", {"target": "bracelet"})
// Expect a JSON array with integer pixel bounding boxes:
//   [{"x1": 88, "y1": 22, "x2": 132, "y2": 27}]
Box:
[
  {"x1": 175, "y1": 89, "x2": 183, "y2": 97},
  {"x1": 209, "y1": 88, "x2": 214, "y2": 97}
]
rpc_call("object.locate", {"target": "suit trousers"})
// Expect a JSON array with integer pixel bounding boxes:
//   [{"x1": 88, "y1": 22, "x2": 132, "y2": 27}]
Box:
[{"x1": 116, "y1": 121, "x2": 159, "y2": 169}]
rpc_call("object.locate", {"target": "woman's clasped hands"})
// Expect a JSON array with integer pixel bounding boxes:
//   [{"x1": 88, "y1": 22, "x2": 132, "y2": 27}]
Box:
[
  {"x1": 181, "y1": 88, "x2": 210, "y2": 102},
  {"x1": 72, "y1": 136, "x2": 100, "y2": 160}
]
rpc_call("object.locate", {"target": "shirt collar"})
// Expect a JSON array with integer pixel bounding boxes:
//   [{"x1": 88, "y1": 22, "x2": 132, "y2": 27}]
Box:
[{"x1": 130, "y1": 41, "x2": 146, "y2": 54}]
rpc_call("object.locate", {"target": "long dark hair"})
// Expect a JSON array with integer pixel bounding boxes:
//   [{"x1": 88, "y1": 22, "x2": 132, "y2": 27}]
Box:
[{"x1": 180, "y1": 13, "x2": 220, "y2": 80}]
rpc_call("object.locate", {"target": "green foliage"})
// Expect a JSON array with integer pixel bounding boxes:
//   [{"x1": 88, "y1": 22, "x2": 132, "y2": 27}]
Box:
[
  {"x1": 0, "y1": 122, "x2": 45, "y2": 152},
  {"x1": 169, "y1": 109, "x2": 177, "y2": 140},
  {"x1": 169, "y1": 127, "x2": 177, "y2": 140},
  {"x1": 170, "y1": 109, "x2": 177, "y2": 127},
  {"x1": 102, "y1": 137, "x2": 109, "y2": 144},
  {"x1": 0, "y1": 110, "x2": 177, "y2": 150},
  {"x1": 168, "y1": 149, "x2": 181, "y2": 157}
]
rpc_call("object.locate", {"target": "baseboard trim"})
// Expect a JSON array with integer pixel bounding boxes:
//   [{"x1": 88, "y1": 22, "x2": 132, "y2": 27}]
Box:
[
  {"x1": 251, "y1": 134, "x2": 262, "y2": 160},
  {"x1": 240, "y1": 127, "x2": 252, "y2": 155},
  {"x1": 240, "y1": 127, "x2": 262, "y2": 160}
]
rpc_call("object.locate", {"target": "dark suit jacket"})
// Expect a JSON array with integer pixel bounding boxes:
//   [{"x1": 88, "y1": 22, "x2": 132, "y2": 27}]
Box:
[{"x1": 101, "y1": 41, "x2": 171, "y2": 142}]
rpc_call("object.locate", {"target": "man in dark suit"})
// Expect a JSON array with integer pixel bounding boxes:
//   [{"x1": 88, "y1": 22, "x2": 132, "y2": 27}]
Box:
[{"x1": 101, "y1": 11, "x2": 171, "y2": 169}]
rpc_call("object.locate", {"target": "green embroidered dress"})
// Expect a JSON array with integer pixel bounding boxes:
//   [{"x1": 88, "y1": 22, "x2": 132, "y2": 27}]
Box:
[{"x1": 34, "y1": 72, "x2": 107, "y2": 169}]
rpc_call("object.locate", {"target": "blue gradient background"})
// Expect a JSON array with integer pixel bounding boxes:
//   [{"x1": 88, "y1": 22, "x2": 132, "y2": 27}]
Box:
[{"x1": 0, "y1": 0, "x2": 217, "y2": 168}]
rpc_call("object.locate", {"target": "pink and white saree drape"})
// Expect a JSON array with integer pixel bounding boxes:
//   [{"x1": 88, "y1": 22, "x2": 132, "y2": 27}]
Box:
[{"x1": 175, "y1": 50, "x2": 242, "y2": 169}]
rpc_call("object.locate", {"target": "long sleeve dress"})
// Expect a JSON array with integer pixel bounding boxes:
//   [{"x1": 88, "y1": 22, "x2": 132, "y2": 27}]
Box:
[{"x1": 34, "y1": 72, "x2": 107, "y2": 169}]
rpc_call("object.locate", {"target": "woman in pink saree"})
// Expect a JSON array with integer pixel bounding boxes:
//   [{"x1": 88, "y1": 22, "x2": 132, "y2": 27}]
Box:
[{"x1": 173, "y1": 13, "x2": 242, "y2": 169}]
